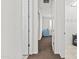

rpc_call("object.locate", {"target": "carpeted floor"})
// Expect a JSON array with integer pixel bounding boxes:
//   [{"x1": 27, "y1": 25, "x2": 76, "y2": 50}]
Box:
[{"x1": 27, "y1": 36, "x2": 64, "y2": 59}]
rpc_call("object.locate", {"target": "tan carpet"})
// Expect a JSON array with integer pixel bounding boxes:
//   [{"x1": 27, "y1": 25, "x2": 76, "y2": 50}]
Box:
[{"x1": 28, "y1": 36, "x2": 64, "y2": 59}]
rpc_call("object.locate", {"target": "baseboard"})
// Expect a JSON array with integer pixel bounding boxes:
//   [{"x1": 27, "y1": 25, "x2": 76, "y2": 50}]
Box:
[
  {"x1": 40, "y1": 36, "x2": 42, "y2": 40},
  {"x1": 51, "y1": 44, "x2": 59, "y2": 54},
  {"x1": 32, "y1": 51, "x2": 38, "y2": 54},
  {"x1": 23, "y1": 56, "x2": 28, "y2": 59},
  {"x1": 58, "y1": 50, "x2": 65, "y2": 58},
  {"x1": 53, "y1": 48, "x2": 60, "y2": 54},
  {"x1": 60, "y1": 53, "x2": 65, "y2": 58},
  {"x1": 22, "y1": 51, "x2": 38, "y2": 59},
  {"x1": 54, "y1": 50, "x2": 65, "y2": 58},
  {"x1": 54, "y1": 51, "x2": 60, "y2": 54}
]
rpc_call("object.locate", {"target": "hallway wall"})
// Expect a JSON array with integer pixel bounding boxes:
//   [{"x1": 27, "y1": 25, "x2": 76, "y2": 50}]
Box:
[
  {"x1": 65, "y1": 1, "x2": 77, "y2": 59},
  {"x1": 65, "y1": 1, "x2": 77, "y2": 45},
  {"x1": 51, "y1": 0, "x2": 65, "y2": 58},
  {"x1": 55, "y1": 0, "x2": 65, "y2": 57},
  {"x1": 1, "y1": 0, "x2": 23, "y2": 59}
]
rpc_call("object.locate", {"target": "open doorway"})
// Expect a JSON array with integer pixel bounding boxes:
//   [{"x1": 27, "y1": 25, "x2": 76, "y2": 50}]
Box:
[
  {"x1": 38, "y1": 0, "x2": 53, "y2": 56},
  {"x1": 27, "y1": 0, "x2": 64, "y2": 59}
]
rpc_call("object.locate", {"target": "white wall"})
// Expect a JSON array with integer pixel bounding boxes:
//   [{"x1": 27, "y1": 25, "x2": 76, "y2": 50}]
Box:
[
  {"x1": 39, "y1": 14, "x2": 42, "y2": 40},
  {"x1": 39, "y1": 0, "x2": 52, "y2": 16},
  {"x1": 56, "y1": 0, "x2": 65, "y2": 58},
  {"x1": 65, "y1": 1, "x2": 77, "y2": 59},
  {"x1": 52, "y1": 0, "x2": 65, "y2": 58},
  {"x1": 65, "y1": 3, "x2": 77, "y2": 45},
  {"x1": 32, "y1": 0, "x2": 39, "y2": 54},
  {"x1": 42, "y1": 16, "x2": 51, "y2": 29},
  {"x1": 1, "y1": 0, "x2": 23, "y2": 59},
  {"x1": 42, "y1": 16, "x2": 52, "y2": 35}
]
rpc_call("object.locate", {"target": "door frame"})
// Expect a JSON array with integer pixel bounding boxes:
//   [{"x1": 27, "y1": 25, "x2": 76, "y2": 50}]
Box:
[
  {"x1": 32, "y1": 0, "x2": 39, "y2": 54},
  {"x1": 22, "y1": 0, "x2": 39, "y2": 55},
  {"x1": 22, "y1": 0, "x2": 65, "y2": 58},
  {"x1": 22, "y1": 0, "x2": 29, "y2": 56}
]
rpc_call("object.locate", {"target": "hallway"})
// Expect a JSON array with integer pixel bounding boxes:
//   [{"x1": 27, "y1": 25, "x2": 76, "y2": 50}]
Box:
[{"x1": 27, "y1": 37, "x2": 64, "y2": 59}]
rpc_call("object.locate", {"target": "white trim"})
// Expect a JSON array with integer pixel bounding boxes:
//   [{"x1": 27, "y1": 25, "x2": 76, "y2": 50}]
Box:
[
  {"x1": 32, "y1": 51, "x2": 38, "y2": 54},
  {"x1": 22, "y1": 0, "x2": 39, "y2": 55},
  {"x1": 22, "y1": 0, "x2": 29, "y2": 55},
  {"x1": 29, "y1": 0, "x2": 33, "y2": 55},
  {"x1": 60, "y1": 53, "x2": 65, "y2": 58},
  {"x1": 32, "y1": 0, "x2": 39, "y2": 54},
  {"x1": 39, "y1": 15, "x2": 42, "y2": 40},
  {"x1": 23, "y1": 56, "x2": 28, "y2": 59}
]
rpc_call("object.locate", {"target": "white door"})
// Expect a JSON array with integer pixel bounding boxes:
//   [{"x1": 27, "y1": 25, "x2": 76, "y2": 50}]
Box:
[{"x1": 39, "y1": 14, "x2": 42, "y2": 40}]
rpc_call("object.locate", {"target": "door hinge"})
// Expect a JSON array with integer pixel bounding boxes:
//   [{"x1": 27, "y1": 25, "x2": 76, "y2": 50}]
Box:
[
  {"x1": 38, "y1": 11, "x2": 39, "y2": 15},
  {"x1": 28, "y1": 44, "x2": 30, "y2": 47},
  {"x1": 28, "y1": 15, "x2": 30, "y2": 18},
  {"x1": 28, "y1": 30, "x2": 30, "y2": 32},
  {"x1": 53, "y1": 42, "x2": 54, "y2": 45},
  {"x1": 64, "y1": 32, "x2": 66, "y2": 35}
]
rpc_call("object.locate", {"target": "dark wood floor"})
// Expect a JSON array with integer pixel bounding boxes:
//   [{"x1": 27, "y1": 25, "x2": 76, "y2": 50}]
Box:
[{"x1": 27, "y1": 36, "x2": 64, "y2": 59}]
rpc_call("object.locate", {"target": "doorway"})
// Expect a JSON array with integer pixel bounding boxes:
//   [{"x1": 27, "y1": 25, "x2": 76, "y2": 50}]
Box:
[
  {"x1": 27, "y1": 0, "x2": 64, "y2": 59},
  {"x1": 25, "y1": 0, "x2": 65, "y2": 58},
  {"x1": 38, "y1": 0, "x2": 53, "y2": 55}
]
